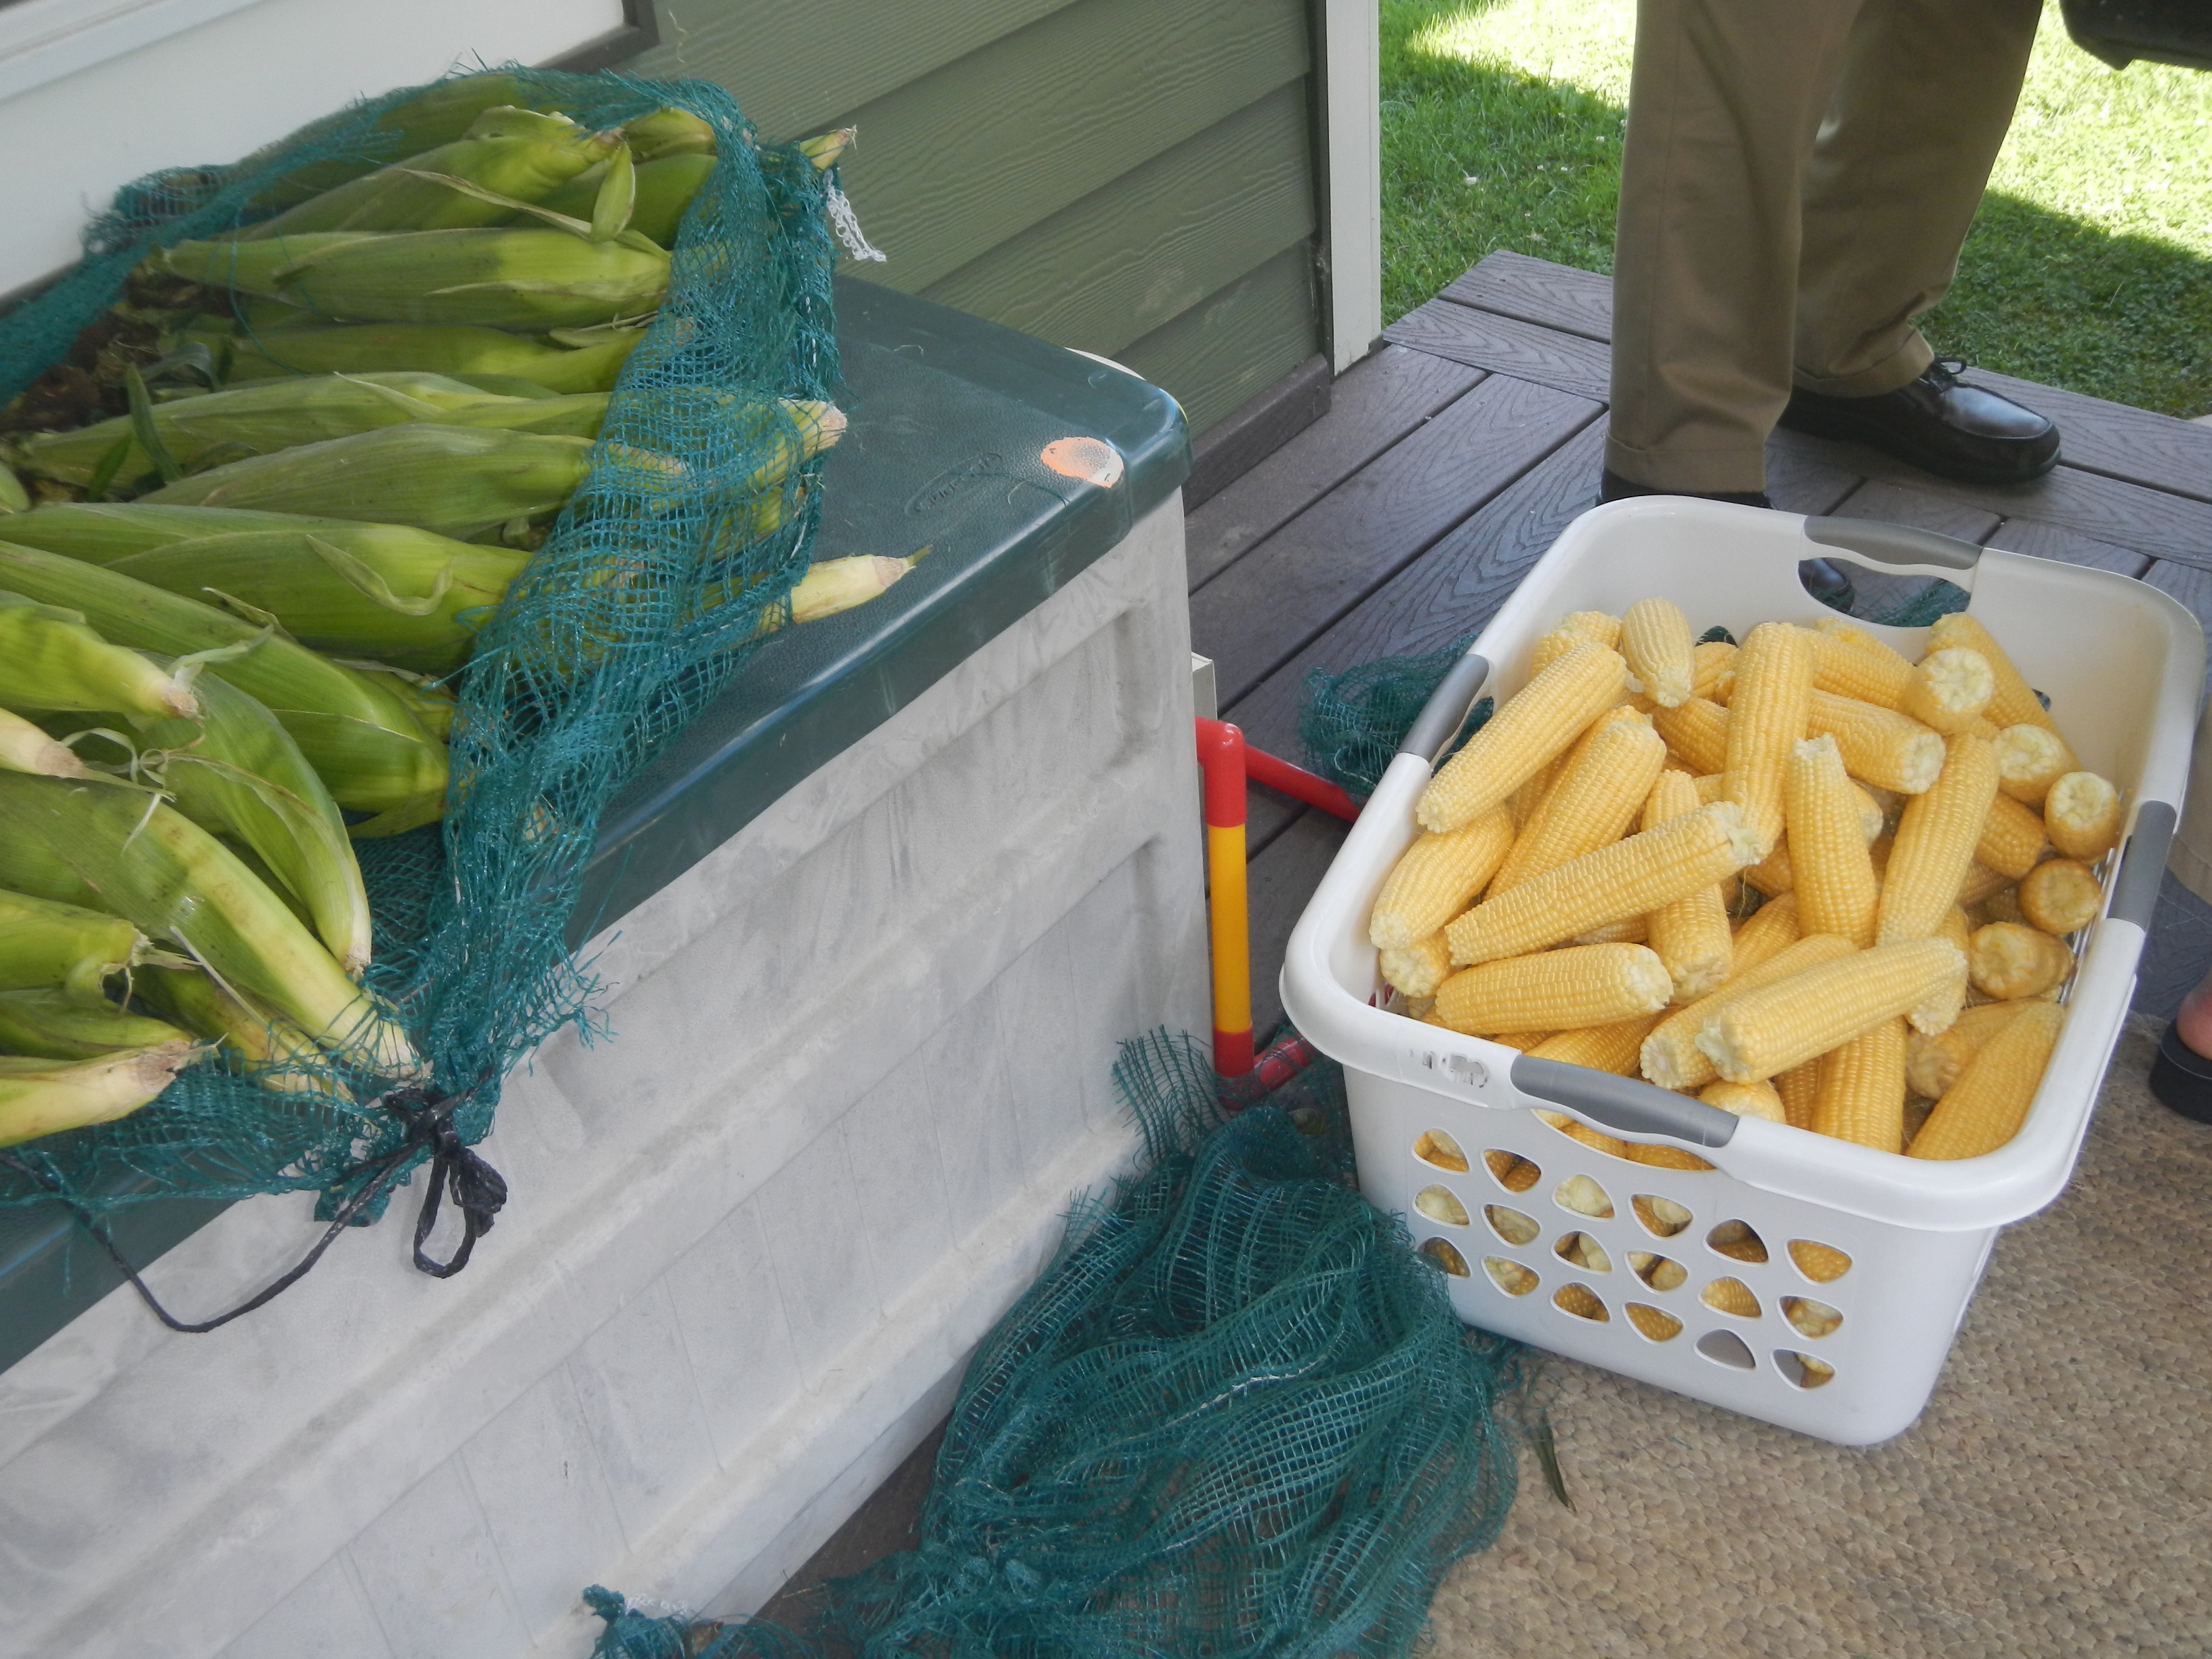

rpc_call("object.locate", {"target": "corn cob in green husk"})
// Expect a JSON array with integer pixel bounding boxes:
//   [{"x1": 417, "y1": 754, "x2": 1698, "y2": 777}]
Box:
[
  {"x1": 0, "y1": 502, "x2": 372, "y2": 562},
  {"x1": 241, "y1": 110, "x2": 619, "y2": 239},
  {"x1": 134, "y1": 966, "x2": 331, "y2": 1094},
  {"x1": 0, "y1": 988, "x2": 186, "y2": 1061},
  {"x1": 106, "y1": 524, "x2": 525, "y2": 674},
  {"x1": 136, "y1": 425, "x2": 592, "y2": 541},
  {"x1": 7, "y1": 373, "x2": 605, "y2": 488},
  {"x1": 0, "y1": 707, "x2": 85, "y2": 777},
  {"x1": 0, "y1": 1045, "x2": 195, "y2": 1149},
  {"x1": 114, "y1": 667, "x2": 372, "y2": 975},
  {"x1": 226, "y1": 227, "x2": 672, "y2": 331},
  {"x1": 210, "y1": 322, "x2": 642, "y2": 392},
  {"x1": 161, "y1": 234, "x2": 374, "y2": 298},
  {"x1": 0, "y1": 591, "x2": 200, "y2": 719},
  {"x1": 0, "y1": 773, "x2": 416, "y2": 1075},
  {"x1": 0, "y1": 541, "x2": 445, "y2": 816},
  {"x1": 539, "y1": 152, "x2": 715, "y2": 248},
  {"x1": 0, "y1": 886, "x2": 156, "y2": 1002}
]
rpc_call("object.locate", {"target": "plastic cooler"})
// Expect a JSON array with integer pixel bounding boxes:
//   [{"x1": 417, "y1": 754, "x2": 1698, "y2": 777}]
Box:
[{"x1": 1281, "y1": 499, "x2": 2203, "y2": 1446}]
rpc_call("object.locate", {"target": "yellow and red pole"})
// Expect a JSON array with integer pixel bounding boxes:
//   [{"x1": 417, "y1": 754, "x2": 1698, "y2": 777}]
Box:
[{"x1": 1195, "y1": 718, "x2": 1254, "y2": 1077}]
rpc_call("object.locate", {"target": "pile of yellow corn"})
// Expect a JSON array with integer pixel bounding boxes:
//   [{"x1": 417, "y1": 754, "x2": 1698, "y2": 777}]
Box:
[
  {"x1": 1373, "y1": 600, "x2": 2117, "y2": 1163},
  {"x1": 0, "y1": 81, "x2": 907, "y2": 1147}
]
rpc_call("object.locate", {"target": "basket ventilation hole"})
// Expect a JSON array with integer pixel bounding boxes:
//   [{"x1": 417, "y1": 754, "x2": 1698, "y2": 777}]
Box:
[
  {"x1": 1702, "y1": 1277, "x2": 1762, "y2": 1319},
  {"x1": 1553, "y1": 1173, "x2": 1614, "y2": 1219},
  {"x1": 1632, "y1": 1193, "x2": 1693, "y2": 1237},
  {"x1": 1705, "y1": 1219, "x2": 1768, "y2": 1263},
  {"x1": 1483, "y1": 1256, "x2": 1540, "y2": 1296},
  {"x1": 1774, "y1": 1349, "x2": 1837, "y2": 1389},
  {"x1": 1413, "y1": 1185, "x2": 1471, "y2": 1227},
  {"x1": 1553, "y1": 1282, "x2": 1609, "y2": 1322},
  {"x1": 1696, "y1": 1329, "x2": 1757, "y2": 1370},
  {"x1": 1485, "y1": 1204, "x2": 1541, "y2": 1247},
  {"x1": 1627, "y1": 1250, "x2": 1686, "y2": 1292},
  {"x1": 1485, "y1": 1149, "x2": 1542, "y2": 1192},
  {"x1": 1419, "y1": 1238, "x2": 1471, "y2": 1277},
  {"x1": 1788, "y1": 1239, "x2": 1853, "y2": 1282},
  {"x1": 1414, "y1": 1129, "x2": 1469, "y2": 1173},
  {"x1": 1782, "y1": 1296, "x2": 1843, "y2": 1339},
  {"x1": 1626, "y1": 1303, "x2": 1683, "y2": 1343},
  {"x1": 1553, "y1": 1231, "x2": 1612, "y2": 1273}
]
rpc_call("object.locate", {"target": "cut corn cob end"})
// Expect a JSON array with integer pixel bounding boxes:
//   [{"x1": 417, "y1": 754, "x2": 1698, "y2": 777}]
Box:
[
  {"x1": 2018, "y1": 859, "x2": 2103, "y2": 936},
  {"x1": 1901, "y1": 648, "x2": 1996, "y2": 735},
  {"x1": 1967, "y1": 922, "x2": 2073, "y2": 1000},
  {"x1": 2044, "y1": 771, "x2": 2122, "y2": 861},
  {"x1": 1699, "y1": 1078, "x2": 1785, "y2": 1122},
  {"x1": 1992, "y1": 722, "x2": 2076, "y2": 805}
]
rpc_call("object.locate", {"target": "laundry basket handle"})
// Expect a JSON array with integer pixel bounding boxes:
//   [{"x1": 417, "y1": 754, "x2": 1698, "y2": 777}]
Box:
[
  {"x1": 1802, "y1": 516, "x2": 1981, "y2": 571},
  {"x1": 1511, "y1": 1056, "x2": 1741, "y2": 1148},
  {"x1": 1399, "y1": 651, "x2": 1492, "y2": 765}
]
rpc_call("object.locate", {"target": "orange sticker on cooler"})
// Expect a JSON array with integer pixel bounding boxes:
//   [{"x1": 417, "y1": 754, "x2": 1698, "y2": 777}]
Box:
[{"x1": 1040, "y1": 435, "x2": 1124, "y2": 489}]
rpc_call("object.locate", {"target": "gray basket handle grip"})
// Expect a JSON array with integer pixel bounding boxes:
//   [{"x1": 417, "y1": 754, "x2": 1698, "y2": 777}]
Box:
[
  {"x1": 1803, "y1": 516, "x2": 1981, "y2": 571},
  {"x1": 2109, "y1": 800, "x2": 2176, "y2": 927},
  {"x1": 1511, "y1": 1055, "x2": 1741, "y2": 1148},
  {"x1": 1398, "y1": 651, "x2": 1492, "y2": 764}
]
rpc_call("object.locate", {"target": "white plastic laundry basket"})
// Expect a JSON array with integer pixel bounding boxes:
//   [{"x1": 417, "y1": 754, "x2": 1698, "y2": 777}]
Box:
[{"x1": 1281, "y1": 498, "x2": 2204, "y2": 1444}]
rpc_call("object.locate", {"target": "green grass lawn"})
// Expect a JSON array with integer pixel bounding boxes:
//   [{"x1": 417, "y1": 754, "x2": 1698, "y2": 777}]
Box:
[{"x1": 1381, "y1": 0, "x2": 2212, "y2": 417}]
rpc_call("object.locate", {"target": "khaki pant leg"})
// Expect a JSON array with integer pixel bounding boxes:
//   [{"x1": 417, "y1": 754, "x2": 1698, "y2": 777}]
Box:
[
  {"x1": 1607, "y1": 0, "x2": 1861, "y2": 493},
  {"x1": 1794, "y1": 0, "x2": 2043, "y2": 394}
]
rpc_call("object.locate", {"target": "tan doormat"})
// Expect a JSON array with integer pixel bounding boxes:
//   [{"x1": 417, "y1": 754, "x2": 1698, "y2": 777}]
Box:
[{"x1": 1427, "y1": 1020, "x2": 2212, "y2": 1657}]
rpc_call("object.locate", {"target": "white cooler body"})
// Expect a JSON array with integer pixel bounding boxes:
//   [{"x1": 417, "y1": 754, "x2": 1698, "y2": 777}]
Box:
[
  {"x1": 1283, "y1": 499, "x2": 2204, "y2": 1446},
  {"x1": 0, "y1": 497, "x2": 1207, "y2": 1659}
]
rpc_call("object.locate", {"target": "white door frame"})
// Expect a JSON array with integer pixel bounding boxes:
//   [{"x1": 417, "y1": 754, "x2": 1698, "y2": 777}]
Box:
[{"x1": 1317, "y1": 0, "x2": 1382, "y2": 373}]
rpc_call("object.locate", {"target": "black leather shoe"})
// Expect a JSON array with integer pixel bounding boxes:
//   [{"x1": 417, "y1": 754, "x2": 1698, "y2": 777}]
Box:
[
  {"x1": 1597, "y1": 469, "x2": 1771, "y2": 510},
  {"x1": 1778, "y1": 359, "x2": 2060, "y2": 485}
]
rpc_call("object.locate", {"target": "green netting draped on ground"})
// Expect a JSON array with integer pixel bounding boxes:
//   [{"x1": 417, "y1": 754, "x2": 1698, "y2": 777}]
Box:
[
  {"x1": 586, "y1": 1031, "x2": 1527, "y2": 1659},
  {"x1": 0, "y1": 70, "x2": 840, "y2": 1242}
]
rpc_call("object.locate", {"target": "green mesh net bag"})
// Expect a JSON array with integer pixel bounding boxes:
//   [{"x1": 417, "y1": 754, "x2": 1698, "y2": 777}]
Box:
[
  {"x1": 584, "y1": 1031, "x2": 1528, "y2": 1659},
  {"x1": 1298, "y1": 634, "x2": 1489, "y2": 801},
  {"x1": 0, "y1": 68, "x2": 842, "y2": 1296}
]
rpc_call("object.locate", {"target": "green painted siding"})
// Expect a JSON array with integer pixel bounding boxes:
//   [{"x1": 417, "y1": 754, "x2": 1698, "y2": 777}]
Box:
[{"x1": 636, "y1": 0, "x2": 1322, "y2": 434}]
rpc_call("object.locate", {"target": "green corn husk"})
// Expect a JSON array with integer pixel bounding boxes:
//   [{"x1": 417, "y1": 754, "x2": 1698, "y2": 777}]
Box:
[
  {"x1": 0, "y1": 886, "x2": 150, "y2": 1002},
  {"x1": 0, "y1": 590, "x2": 200, "y2": 720},
  {"x1": 624, "y1": 108, "x2": 718, "y2": 162},
  {"x1": 0, "y1": 988, "x2": 186, "y2": 1061},
  {"x1": 7, "y1": 373, "x2": 598, "y2": 489},
  {"x1": 267, "y1": 228, "x2": 670, "y2": 331},
  {"x1": 233, "y1": 73, "x2": 568, "y2": 212},
  {"x1": 134, "y1": 966, "x2": 331, "y2": 1094},
  {"x1": 0, "y1": 1044, "x2": 195, "y2": 1149},
  {"x1": 0, "y1": 707, "x2": 87, "y2": 777},
  {"x1": 138, "y1": 424, "x2": 591, "y2": 541},
  {"x1": 117, "y1": 668, "x2": 373, "y2": 975},
  {"x1": 161, "y1": 233, "x2": 374, "y2": 299},
  {"x1": 0, "y1": 773, "x2": 416, "y2": 1076},
  {"x1": 107, "y1": 524, "x2": 525, "y2": 674},
  {"x1": 0, "y1": 502, "x2": 368, "y2": 563},
  {"x1": 241, "y1": 115, "x2": 619, "y2": 240},
  {"x1": 216, "y1": 323, "x2": 642, "y2": 392},
  {"x1": 0, "y1": 541, "x2": 446, "y2": 816},
  {"x1": 0, "y1": 834, "x2": 103, "y2": 909},
  {"x1": 0, "y1": 464, "x2": 27, "y2": 513},
  {"x1": 539, "y1": 152, "x2": 714, "y2": 249},
  {"x1": 797, "y1": 128, "x2": 857, "y2": 171},
  {"x1": 342, "y1": 662, "x2": 454, "y2": 742}
]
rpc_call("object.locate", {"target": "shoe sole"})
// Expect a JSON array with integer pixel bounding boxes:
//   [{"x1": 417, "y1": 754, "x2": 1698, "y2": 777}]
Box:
[{"x1": 1777, "y1": 407, "x2": 2061, "y2": 488}]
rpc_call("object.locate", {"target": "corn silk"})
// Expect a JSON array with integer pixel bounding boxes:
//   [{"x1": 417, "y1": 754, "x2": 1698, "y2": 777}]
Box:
[
  {"x1": 0, "y1": 68, "x2": 840, "y2": 1246},
  {"x1": 582, "y1": 1033, "x2": 1528, "y2": 1659}
]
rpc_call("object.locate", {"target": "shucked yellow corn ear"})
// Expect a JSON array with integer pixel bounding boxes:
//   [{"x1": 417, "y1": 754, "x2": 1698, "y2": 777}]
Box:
[
  {"x1": 1992, "y1": 722, "x2": 2076, "y2": 806},
  {"x1": 1433, "y1": 943, "x2": 1673, "y2": 1034},
  {"x1": 1418, "y1": 642, "x2": 1625, "y2": 832},
  {"x1": 1639, "y1": 932, "x2": 1855, "y2": 1090},
  {"x1": 1784, "y1": 735, "x2": 1879, "y2": 947},
  {"x1": 1370, "y1": 805, "x2": 1516, "y2": 951},
  {"x1": 246, "y1": 227, "x2": 671, "y2": 331},
  {"x1": 1728, "y1": 890, "x2": 1800, "y2": 972},
  {"x1": 0, "y1": 886, "x2": 157, "y2": 1003},
  {"x1": 1652, "y1": 696, "x2": 1730, "y2": 776},
  {"x1": 1806, "y1": 626, "x2": 1912, "y2": 708},
  {"x1": 0, "y1": 773, "x2": 415, "y2": 1076},
  {"x1": 1379, "y1": 932, "x2": 1454, "y2": 1000},
  {"x1": 139, "y1": 425, "x2": 592, "y2": 543},
  {"x1": 1530, "y1": 611, "x2": 1622, "y2": 674},
  {"x1": 1901, "y1": 648, "x2": 1996, "y2": 735},
  {"x1": 1905, "y1": 999, "x2": 2033, "y2": 1097},
  {"x1": 120, "y1": 667, "x2": 371, "y2": 976},
  {"x1": 1620, "y1": 597, "x2": 1695, "y2": 707},
  {"x1": 1877, "y1": 734, "x2": 1999, "y2": 943},
  {"x1": 0, "y1": 540, "x2": 445, "y2": 815},
  {"x1": 106, "y1": 523, "x2": 527, "y2": 676},
  {"x1": 1690, "y1": 639, "x2": 1737, "y2": 702},
  {"x1": 0, "y1": 988, "x2": 186, "y2": 1061},
  {"x1": 2045, "y1": 771, "x2": 2123, "y2": 861},
  {"x1": 1967, "y1": 922, "x2": 2072, "y2": 1000},
  {"x1": 1907, "y1": 999, "x2": 2064, "y2": 1160},
  {"x1": 218, "y1": 322, "x2": 642, "y2": 393},
  {"x1": 1447, "y1": 802, "x2": 1761, "y2": 966},
  {"x1": 0, "y1": 1046, "x2": 195, "y2": 1149},
  {"x1": 1695, "y1": 937, "x2": 1967, "y2": 1085},
  {"x1": 1642, "y1": 769, "x2": 1733, "y2": 1002},
  {"x1": 2018, "y1": 858, "x2": 2102, "y2": 936},
  {"x1": 0, "y1": 591, "x2": 198, "y2": 720},
  {"x1": 0, "y1": 707, "x2": 86, "y2": 778},
  {"x1": 1488, "y1": 710, "x2": 1666, "y2": 895},
  {"x1": 1927, "y1": 612, "x2": 2055, "y2": 733},
  {"x1": 1805, "y1": 691, "x2": 1945, "y2": 794},
  {"x1": 1810, "y1": 1017, "x2": 1908, "y2": 1151},
  {"x1": 1723, "y1": 623, "x2": 1815, "y2": 853},
  {"x1": 1975, "y1": 790, "x2": 2050, "y2": 881},
  {"x1": 135, "y1": 966, "x2": 331, "y2": 1096}
]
